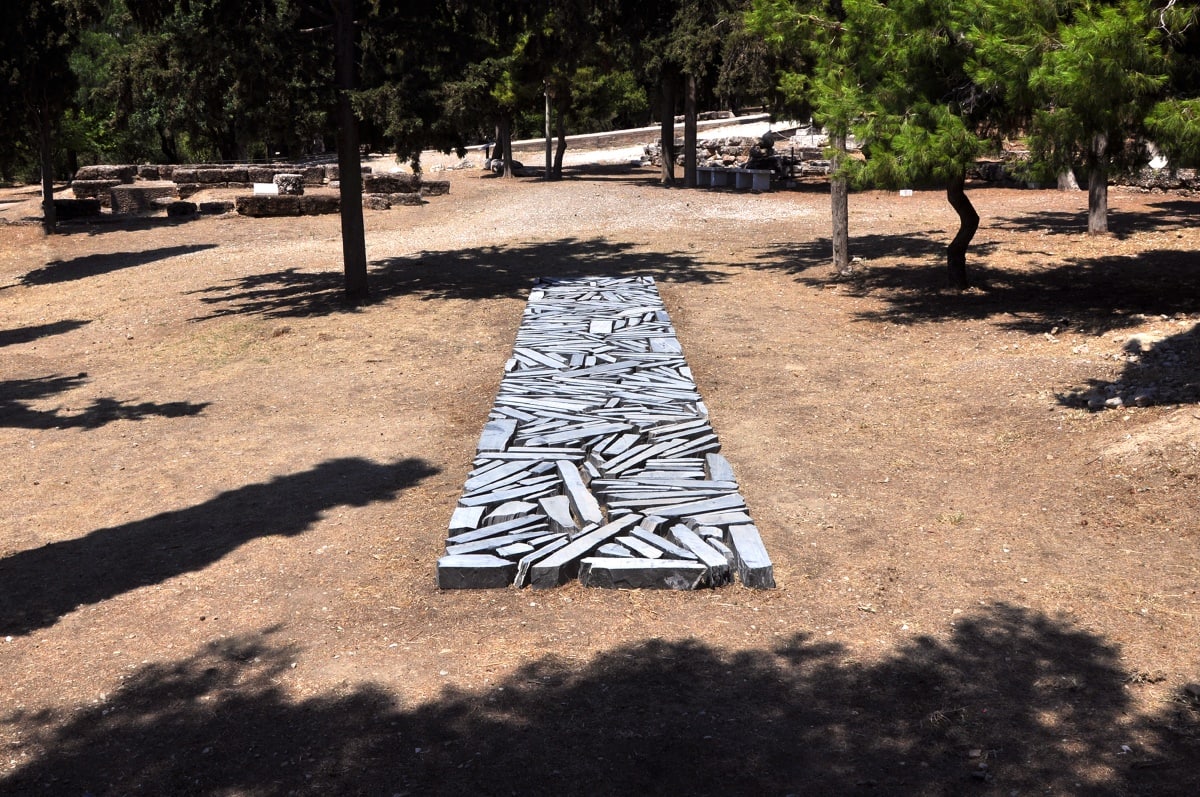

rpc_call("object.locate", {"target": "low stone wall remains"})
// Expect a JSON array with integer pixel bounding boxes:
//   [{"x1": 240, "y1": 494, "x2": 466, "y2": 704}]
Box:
[{"x1": 68, "y1": 161, "x2": 451, "y2": 217}]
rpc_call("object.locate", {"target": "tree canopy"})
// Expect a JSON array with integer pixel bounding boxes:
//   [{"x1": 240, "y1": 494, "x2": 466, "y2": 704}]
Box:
[{"x1": 3, "y1": 0, "x2": 1199, "y2": 294}]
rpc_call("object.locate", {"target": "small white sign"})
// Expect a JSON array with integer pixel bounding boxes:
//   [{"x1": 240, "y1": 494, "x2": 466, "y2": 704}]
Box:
[{"x1": 899, "y1": 189, "x2": 913, "y2": 197}]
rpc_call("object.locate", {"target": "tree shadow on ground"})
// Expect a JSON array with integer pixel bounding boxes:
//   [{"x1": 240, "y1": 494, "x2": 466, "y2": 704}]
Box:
[
  {"x1": 0, "y1": 319, "x2": 90, "y2": 347},
  {"x1": 0, "y1": 457, "x2": 437, "y2": 637},
  {"x1": 188, "y1": 237, "x2": 724, "y2": 319},
  {"x1": 558, "y1": 163, "x2": 655, "y2": 181},
  {"x1": 804, "y1": 250, "x2": 1200, "y2": 335},
  {"x1": 753, "y1": 229, "x2": 988, "y2": 288},
  {"x1": 52, "y1": 214, "x2": 214, "y2": 236},
  {"x1": 0, "y1": 373, "x2": 210, "y2": 430},
  {"x1": 0, "y1": 372, "x2": 210, "y2": 429},
  {"x1": 21, "y1": 244, "x2": 219, "y2": 285},
  {"x1": 993, "y1": 198, "x2": 1200, "y2": 238},
  {"x1": 3, "y1": 605, "x2": 1197, "y2": 795},
  {"x1": 1058, "y1": 323, "x2": 1200, "y2": 409}
]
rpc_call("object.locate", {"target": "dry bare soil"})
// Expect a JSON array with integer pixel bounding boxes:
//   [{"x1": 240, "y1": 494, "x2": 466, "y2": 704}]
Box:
[{"x1": 1, "y1": 162, "x2": 1198, "y2": 796}]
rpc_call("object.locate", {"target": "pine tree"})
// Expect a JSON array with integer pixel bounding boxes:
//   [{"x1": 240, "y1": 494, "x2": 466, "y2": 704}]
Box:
[
  {"x1": 1146, "y1": 1, "x2": 1200, "y2": 167},
  {"x1": 1026, "y1": 0, "x2": 1167, "y2": 234},
  {"x1": 0, "y1": 0, "x2": 101, "y2": 233}
]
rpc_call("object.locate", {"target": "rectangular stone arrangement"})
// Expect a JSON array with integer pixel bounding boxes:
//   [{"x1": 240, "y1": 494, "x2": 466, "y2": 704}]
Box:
[{"x1": 436, "y1": 276, "x2": 774, "y2": 590}]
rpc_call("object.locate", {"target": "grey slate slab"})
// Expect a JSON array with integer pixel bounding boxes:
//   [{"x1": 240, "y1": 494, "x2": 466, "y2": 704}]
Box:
[
  {"x1": 668, "y1": 525, "x2": 732, "y2": 587},
  {"x1": 463, "y1": 460, "x2": 538, "y2": 493},
  {"x1": 459, "y1": 477, "x2": 559, "y2": 507},
  {"x1": 684, "y1": 511, "x2": 755, "y2": 528},
  {"x1": 513, "y1": 536, "x2": 572, "y2": 587},
  {"x1": 627, "y1": 526, "x2": 698, "y2": 560},
  {"x1": 557, "y1": 460, "x2": 603, "y2": 526},
  {"x1": 707, "y1": 537, "x2": 736, "y2": 568},
  {"x1": 437, "y1": 555, "x2": 517, "y2": 589},
  {"x1": 496, "y1": 542, "x2": 536, "y2": 558},
  {"x1": 597, "y1": 543, "x2": 635, "y2": 558},
  {"x1": 705, "y1": 452, "x2": 737, "y2": 482},
  {"x1": 645, "y1": 493, "x2": 746, "y2": 519},
  {"x1": 539, "y1": 495, "x2": 581, "y2": 538},
  {"x1": 579, "y1": 558, "x2": 707, "y2": 590},
  {"x1": 478, "y1": 418, "x2": 517, "y2": 452},
  {"x1": 728, "y1": 524, "x2": 776, "y2": 589},
  {"x1": 615, "y1": 535, "x2": 665, "y2": 559},
  {"x1": 448, "y1": 505, "x2": 486, "y2": 533},
  {"x1": 483, "y1": 500, "x2": 540, "y2": 525},
  {"x1": 446, "y1": 514, "x2": 545, "y2": 545},
  {"x1": 446, "y1": 529, "x2": 551, "y2": 556},
  {"x1": 528, "y1": 514, "x2": 643, "y2": 588}
]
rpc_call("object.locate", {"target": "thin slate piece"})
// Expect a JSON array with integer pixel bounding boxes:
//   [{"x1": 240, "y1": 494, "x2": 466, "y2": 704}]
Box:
[
  {"x1": 579, "y1": 558, "x2": 707, "y2": 590},
  {"x1": 728, "y1": 524, "x2": 776, "y2": 589},
  {"x1": 478, "y1": 418, "x2": 518, "y2": 452},
  {"x1": 669, "y1": 525, "x2": 732, "y2": 587},
  {"x1": 528, "y1": 514, "x2": 643, "y2": 588},
  {"x1": 437, "y1": 555, "x2": 517, "y2": 589}
]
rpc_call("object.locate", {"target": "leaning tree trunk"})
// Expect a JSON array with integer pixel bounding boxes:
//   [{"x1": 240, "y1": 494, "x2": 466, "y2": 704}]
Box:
[
  {"x1": 946, "y1": 169, "x2": 979, "y2": 290},
  {"x1": 553, "y1": 109, "x2": 567, "y2": 179},
  {"x1": 37, "y1": 96, "x2": 57, "y2": 235},
  {"x1": 543, "y1": 86, "x2": 552, "y2": 181},
  {"x1": 659, "y1": 73, "x2": 676, "y2": 186},
  {"x1": 830, "y1": 130, "x2": 850, "y2": 275},
  {"x1": 333, "y1": 0, "x2": 368, "y2": 302},
  {"x1": 1087, "y1": 132, "x2": 1109, "y2": 235},
  {"x1": 683, "y1": 73, "x2": 697, "y2": 188}
]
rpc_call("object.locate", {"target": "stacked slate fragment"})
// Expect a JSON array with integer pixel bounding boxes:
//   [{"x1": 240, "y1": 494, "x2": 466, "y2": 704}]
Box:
[{"x1": 436, "y1": 276, "x2": 774, "y2": 590}]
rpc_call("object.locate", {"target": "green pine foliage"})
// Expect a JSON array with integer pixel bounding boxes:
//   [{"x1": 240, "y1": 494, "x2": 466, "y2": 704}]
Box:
[
  {"x1": 1026, "y1": 0, "x2": 1167, "y2": 178},
  {"x1": 1146, "y1": 1, "x2": 1200, "y2": 166}
]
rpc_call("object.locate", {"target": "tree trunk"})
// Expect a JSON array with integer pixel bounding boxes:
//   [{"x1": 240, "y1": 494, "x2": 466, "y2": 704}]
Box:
[
  {"x1": 1087, "y1": 133, "x2": 1109, "y2": 235},
  {"x1": 543, "y1": 85, "x2": 552, "y2": 181},
  {"x1": 333, "y1": 0, "x2": 368, "y2": 303},
  {"x1": 946, "y1": 169, "x2": 979, "y2": 290},
  {"x1": 158, "y1": 125, "x2": 180, "y2": 164},
  {"x1": 660, "y1": 73, "x2": 676, "y2": 186},
  {"x1": 38, "y1": 96, "x2": 56, "y2": 236},
  {"x1": 1057, "y1": 168, "x2": 1080, "y2": 191},
  {"x1": 683, "y1": 73, "x2": 697, "y2": 188},
  {"x1": 498, "y1": 116, "x2": 514, "y2": 178},
  {"x1": 830, "y1": 130, "x2": 850, "y2": 275},
  {"x1": 553, "y1": 109, "x2": 567, "y2": 179}
]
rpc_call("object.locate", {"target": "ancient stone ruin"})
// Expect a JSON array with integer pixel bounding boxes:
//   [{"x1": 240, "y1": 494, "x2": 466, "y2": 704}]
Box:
[
  {"x1": 437, "y1": 276, "x2": 775, "y2": 591},
  {"x1": 65, "y1": 161, "x2": 450, "y2": 220}
]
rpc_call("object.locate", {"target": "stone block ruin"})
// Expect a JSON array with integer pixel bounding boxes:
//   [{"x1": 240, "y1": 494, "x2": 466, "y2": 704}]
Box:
[
  {"x1": 65, "y1": 161, "x2": 450, "y2": 220},
  {"x1": 437, "y1": 276, "x2": 775, "y2": 591}
]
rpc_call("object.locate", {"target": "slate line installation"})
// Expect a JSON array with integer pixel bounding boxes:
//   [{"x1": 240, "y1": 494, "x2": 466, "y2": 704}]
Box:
[{"x1": 437, "y1": 276, "x2": 774, "y2": 590}]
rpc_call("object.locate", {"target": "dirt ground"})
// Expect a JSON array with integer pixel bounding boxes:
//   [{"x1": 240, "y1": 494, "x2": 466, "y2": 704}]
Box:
[{"x1": 1, "y1": 154, "x2": 1198, "y2": 795}]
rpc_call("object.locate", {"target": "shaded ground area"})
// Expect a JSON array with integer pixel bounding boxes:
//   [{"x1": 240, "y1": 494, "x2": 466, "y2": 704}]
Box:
[
  {"x1": 4, "y1": 607, "x2": 1198, "y2": 796},
  {"x1": 1, "y1": 165, "x2": 1197, "y2": 794}
]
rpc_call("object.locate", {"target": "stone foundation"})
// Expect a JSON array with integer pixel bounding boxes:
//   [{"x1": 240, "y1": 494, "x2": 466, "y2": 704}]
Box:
[
  {"x1": 234, "y1": 194, "x2": 339, "y2": 217},
  {"x1": 110, "y1": 183, "x2": 179, "y2": 215}
]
